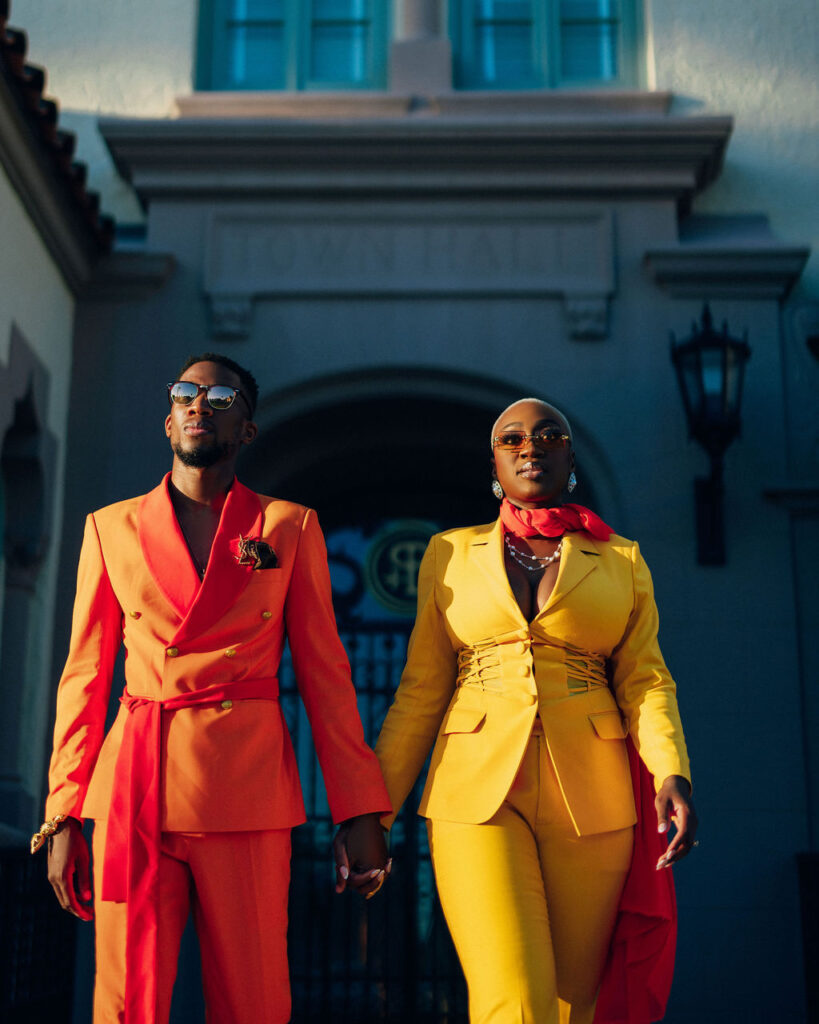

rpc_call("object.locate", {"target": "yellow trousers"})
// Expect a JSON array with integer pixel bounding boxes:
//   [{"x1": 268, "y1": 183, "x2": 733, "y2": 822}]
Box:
[
  {"x1": 91, "y1": 820, "x2": 292, "y2": 1024},
  {"x1": 427, "y1": 722, "x2": 634, "y2": 1024}
]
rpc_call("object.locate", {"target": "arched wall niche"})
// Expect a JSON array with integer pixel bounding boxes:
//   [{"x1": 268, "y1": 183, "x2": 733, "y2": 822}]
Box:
[
  {"x1": 0, "y1": 327, "x2": 57, "y2": 586},
  {"x1": 0, "y1": 327, "x2": 57, "y2": 831},
  {"x1": 241, "y1": 366, "x2": 625, "y2": 531}
]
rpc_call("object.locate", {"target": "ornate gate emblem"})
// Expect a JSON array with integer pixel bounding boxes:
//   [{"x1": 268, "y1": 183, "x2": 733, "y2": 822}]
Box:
[{"x1": 364, "y1": 521, "x2": 437, "y2": 616}]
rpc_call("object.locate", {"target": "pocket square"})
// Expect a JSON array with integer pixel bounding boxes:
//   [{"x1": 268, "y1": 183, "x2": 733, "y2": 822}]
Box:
[{"x1": 232, "y1": 535, "x2": 279, "y2": 570}]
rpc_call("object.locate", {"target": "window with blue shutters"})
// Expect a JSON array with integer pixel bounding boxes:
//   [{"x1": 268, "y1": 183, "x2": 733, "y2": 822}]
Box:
[
  {"x1": 198, "y1": 0, "x2": 387, "y2": 90},
  {"x1": 453, "y1": 0, "x2": 640, "y2": 89}
]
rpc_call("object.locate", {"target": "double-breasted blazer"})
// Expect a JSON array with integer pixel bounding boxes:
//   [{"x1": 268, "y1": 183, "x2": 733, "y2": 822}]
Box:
[
  {"x1": 375, "y1": 518, "x2": 689, "y2": 837},
  {"x1": 46, "y1": 474, "x2": 390, "y2": 831}
]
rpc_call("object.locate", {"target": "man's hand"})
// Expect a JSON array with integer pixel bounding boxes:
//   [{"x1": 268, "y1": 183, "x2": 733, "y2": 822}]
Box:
[
  {"x1": 47, "y1": 817, "x2": 94, "y2": 920},
  {"x1": 655, "y1": 775, "x2": 698, "y2": 869},
  {"x1": 332, "y1": 812, "x2": 391, "y2": 898}
]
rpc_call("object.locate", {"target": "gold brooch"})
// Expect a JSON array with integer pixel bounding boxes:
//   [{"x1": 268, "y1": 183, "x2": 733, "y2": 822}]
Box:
[{"x1": 234, "y1": 534, "x2": 278, "y2": 570}]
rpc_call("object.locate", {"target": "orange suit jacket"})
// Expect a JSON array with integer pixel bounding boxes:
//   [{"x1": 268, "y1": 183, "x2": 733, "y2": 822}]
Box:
[
  {"x1": 376, "y1": 519, "x2": 689, "y2": 836},
  {"x1": 46, "y1": 473, "x2": 390, "y2": 831}
]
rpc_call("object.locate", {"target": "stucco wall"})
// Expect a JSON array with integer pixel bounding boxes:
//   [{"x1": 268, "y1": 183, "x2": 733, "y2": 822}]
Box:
[
  {"x1": 0, "y1": 172, "x2": 74, "y2": 366},
  {"x1": 0, "y1": 160, "x2": 74, "y2": 826},
  {"x1": 12, "y1": 0, "x2": 198, "y2": 222},
  {"x1": 650, "y1": 0, "x2": 819, "y2": 295}
]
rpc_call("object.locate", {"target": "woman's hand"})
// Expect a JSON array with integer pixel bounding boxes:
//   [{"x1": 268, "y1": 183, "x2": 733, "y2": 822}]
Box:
[
  {"x1": 655, "y1": 775, "x2": 698, "y2": 869},
  {"x1": 332, "y1": 812, "x2": 392, "y2": 898},
  {"x1": 47, "y1": 817, "x2": 94, "y2": 920}
]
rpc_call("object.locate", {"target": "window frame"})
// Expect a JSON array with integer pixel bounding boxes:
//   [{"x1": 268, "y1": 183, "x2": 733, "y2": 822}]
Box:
[
  {"x1": 452, "y1": 1, "x2": 643, "y2": 91},
  {"x1": 196, "y1": 0, "x2": 389, "y2": 92}
]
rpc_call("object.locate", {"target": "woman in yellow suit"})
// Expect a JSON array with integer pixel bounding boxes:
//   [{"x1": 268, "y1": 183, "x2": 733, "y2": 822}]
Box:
[{"x1": 375, "y1": 398, "x2": 697, "y2": 1024}]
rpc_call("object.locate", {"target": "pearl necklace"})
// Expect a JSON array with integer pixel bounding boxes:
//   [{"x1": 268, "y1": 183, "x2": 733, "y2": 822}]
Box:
[{"x1": 504, "y1": 534, "x2": 563, "y2": 572}]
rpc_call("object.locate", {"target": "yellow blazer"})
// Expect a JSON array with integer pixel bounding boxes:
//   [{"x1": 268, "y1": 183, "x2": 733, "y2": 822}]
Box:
[
  {"x1": 46, "y1": 474, "x2": 389, "y2": 832},
  {"x1": 375, "y1": 519, "x2": 690, "y2": 837}
]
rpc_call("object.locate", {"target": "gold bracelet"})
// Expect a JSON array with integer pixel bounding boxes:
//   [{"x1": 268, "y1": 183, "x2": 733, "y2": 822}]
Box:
[{"x1": 30, "y1": 813, "x2": 68, "y2": 854}]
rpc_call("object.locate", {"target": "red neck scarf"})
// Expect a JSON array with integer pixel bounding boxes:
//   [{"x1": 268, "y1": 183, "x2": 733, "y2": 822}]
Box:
[{"x1": 500, "y1": 498, "x2": 613, "y2": 540}]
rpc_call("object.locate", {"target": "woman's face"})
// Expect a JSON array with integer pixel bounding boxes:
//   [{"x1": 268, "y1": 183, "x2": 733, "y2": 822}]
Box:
[{"x1": 491, "y1": 399, "x2": 574, "y2": 508}]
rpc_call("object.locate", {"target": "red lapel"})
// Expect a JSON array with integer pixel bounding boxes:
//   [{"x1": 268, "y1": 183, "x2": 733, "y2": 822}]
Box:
[
  {"x1": 137, "y1": 473, "x2": 263, "y2": 642},
  {"x1": 171, "y1": 476, "x2": 263, "y2": 646},
  {"x1": 137, "y1": 473, "x2": 200, "y2": 619}
]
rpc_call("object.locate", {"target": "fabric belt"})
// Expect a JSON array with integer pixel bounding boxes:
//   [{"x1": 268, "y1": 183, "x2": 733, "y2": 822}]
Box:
[{"x1": 101, "y1": 677, "x2": 280, "y2": 1024}]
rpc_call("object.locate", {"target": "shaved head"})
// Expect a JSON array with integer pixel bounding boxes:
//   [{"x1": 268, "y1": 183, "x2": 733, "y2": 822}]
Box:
[{"x1": 491, "y1": 398, "x2": 573, "y2": 447}]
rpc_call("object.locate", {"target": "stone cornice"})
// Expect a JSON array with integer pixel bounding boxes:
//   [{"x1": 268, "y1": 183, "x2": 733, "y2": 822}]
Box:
[
  {"x1": 101, "y1": 105, "x2": 732, "y2": 207},
  {"x1": 80, "y1": 251, "x2": 176, "y2": 301},
  {"x1": 644, "y1": 246, "x2": 810, "y2": 299},
  {"x1": 176, "y1": 89, "x2": 674, "y2": 120}
]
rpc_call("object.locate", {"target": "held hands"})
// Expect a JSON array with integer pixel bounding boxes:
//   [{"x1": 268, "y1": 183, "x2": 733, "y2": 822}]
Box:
[
  {"x1": 47, "y1": 817, "x2": 94, "y2": 921},
  {"x1": 332, "y1": 812, "x2": 392, "y2": 899},
  {"x1": 655, "y1": 775, "x2": 699, "y2": 870}
]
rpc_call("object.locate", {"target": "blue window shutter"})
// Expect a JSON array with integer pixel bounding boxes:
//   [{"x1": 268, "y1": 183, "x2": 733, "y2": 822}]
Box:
[
  {"x1": 303, "y1": 0, "x2": 388, "y2": 89},
  {"x1": 456, "y1": 1, "x2": 544, "y2": 89},
  {"x1": 198, "y1": 0, "x2": 387, "y2": 91},
  {"x1": 452, "y1": 0, "x2": 639, "y2": 89}
]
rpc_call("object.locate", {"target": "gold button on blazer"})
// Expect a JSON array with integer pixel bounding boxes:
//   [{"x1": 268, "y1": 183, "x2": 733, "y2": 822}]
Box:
[{"x1": 375, "y1": 518, "x2": 690, "y2": 837}]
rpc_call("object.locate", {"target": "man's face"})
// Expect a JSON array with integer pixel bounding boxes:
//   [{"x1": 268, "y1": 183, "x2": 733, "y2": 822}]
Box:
[{"x1": 165, "y1": 361, "x2": 257, "y2": 468}]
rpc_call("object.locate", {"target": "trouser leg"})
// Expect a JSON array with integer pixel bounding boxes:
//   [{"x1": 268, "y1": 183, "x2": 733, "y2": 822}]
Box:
[
  {"x1": 428, "y1": 809, "x2": 558, "y2": 1024},
  {"x1": 428, "y1": 729, "x2": 633, "y2": 1024},
  {"x1": 186, "y1": 829, "x2": 292, "y2": 1024},
  {"x1": 523, "y1": 731, "x2": 633, "y2": 1024},
  {"x1": 91, "y1": 820, "x2": 191, "y2": 1024}
]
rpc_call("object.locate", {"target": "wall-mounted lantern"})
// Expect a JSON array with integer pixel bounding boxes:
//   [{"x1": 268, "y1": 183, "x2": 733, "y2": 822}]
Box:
[{"x1": 671, "y1": 304, "x2": 751, "y2": 565}]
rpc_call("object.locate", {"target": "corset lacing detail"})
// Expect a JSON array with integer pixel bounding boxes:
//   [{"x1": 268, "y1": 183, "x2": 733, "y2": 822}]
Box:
[{"x1": 455, "y1": 635, "x2": 608, "y2": 696}]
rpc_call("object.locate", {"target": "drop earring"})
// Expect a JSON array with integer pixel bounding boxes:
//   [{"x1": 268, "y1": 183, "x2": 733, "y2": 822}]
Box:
[
  {"x1": 492, "y1": 479, "x2": 504, "y2": 500},
  {"x1": 567, "y1": 471, "x2": 577, "y2": 494}
]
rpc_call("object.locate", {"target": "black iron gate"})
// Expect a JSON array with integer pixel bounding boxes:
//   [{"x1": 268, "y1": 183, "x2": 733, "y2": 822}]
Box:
[{"x1": 280, "y1": 520, "x2": 469, "y2": 1023}]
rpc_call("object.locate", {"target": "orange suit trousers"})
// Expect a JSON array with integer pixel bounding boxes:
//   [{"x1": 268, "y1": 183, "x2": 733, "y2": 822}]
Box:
[
  {"x1": 427, "y1": 722, "x2": 634, "y2": 1024},
  {"x1": 91, "y1": 820, "x2": 292, "y2": 1024}
]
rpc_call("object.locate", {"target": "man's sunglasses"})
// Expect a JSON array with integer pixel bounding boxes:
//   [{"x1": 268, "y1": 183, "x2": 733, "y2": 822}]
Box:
[
  {"x1": 167, "y1": 381, "x2": 251, "y2": 414},
  {"x1": 492, "y1": 429, "x2": 571, "y2": 451}
]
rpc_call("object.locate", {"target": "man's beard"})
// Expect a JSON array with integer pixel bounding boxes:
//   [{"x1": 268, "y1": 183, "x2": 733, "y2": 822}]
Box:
[{"x1": 172, "y1": 441, "x2": 231, "y2": 468}]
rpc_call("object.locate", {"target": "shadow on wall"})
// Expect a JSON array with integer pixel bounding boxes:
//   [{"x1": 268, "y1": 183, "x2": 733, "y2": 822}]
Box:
[{"x1": 0, "y1": 326, "x2": 73, "y2": 1024}]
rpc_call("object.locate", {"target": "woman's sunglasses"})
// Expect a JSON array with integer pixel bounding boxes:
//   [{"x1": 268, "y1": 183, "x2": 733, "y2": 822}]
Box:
[
  {"x1": 492, "y1": 429, "x2": 570, "y2": 451},
  {"x1": 167, "y1": 381, "x2": 251, "y2": 414}
]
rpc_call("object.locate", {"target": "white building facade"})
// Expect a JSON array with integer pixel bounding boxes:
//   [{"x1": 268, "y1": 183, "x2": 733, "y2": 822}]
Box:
[{"x1": 4, "y1": 2, "x2": 818, "y2": 1021}]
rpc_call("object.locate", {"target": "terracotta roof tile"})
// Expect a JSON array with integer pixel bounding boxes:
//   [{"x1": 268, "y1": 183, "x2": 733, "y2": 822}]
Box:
[{"x1": 0, "y1": 1, "x2": 114, "y2": 252}]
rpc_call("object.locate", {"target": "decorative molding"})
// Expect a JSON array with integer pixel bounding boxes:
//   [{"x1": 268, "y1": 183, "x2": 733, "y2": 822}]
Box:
[
  {"x1": 176, "y1": 92, "x2": 414, "y2": 120},
  {"x1": 430, "y1": 89, "x2": 673, "y2": 117},
  {"x1": 564, "y1": 294, "x2": 609, "y2": 341},
  {"x1": 209, "y1": 294, "x2": 254, "y2": 339},
  {"x1": 101, "y1": 111, "x2": 732, "y2": 207},
  {"x1": 176, "y1": 89, "x2": 673, "y2": 120},
  {"x1": 203, "y1": 207, "x2": 615, "y2": 339},
  {"x1": 643, "y1": 246, "x2": 809, "y2": 299},
  {"x1": 81, "y1": 251, "x2": 176, "y2": 301}
]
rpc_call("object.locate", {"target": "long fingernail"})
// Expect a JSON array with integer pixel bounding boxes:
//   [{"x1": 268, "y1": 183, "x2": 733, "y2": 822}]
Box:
[
  {"x1": 369, "y1": 868, "x2": 381, "y2": 879},
  {"x1": 658, "y1": 823, "x2": 667, "y2": 833},
  {"x1": 386, "y1": 858, "x2": 393, "y2": 873},
  {"x1": 340, "y1": 866, "x2": 349, "y2": 880}
]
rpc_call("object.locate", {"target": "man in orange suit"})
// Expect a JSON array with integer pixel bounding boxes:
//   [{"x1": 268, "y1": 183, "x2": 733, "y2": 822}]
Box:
[{"x1": 34, "y1": 354, "x2": 391, "y2": 1024}]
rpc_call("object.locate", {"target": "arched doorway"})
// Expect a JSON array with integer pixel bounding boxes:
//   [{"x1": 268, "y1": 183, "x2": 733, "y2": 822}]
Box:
[{"x1": 237, "y1": 370, "x2": 609, "y2": 1022}]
